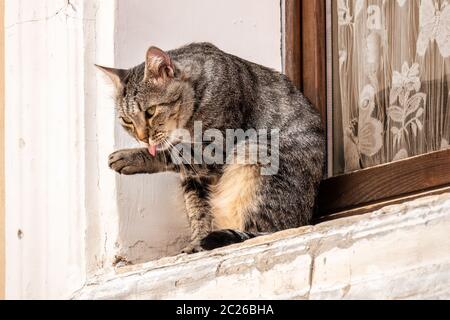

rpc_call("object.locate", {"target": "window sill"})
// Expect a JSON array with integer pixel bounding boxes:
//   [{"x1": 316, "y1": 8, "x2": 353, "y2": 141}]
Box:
[
  {"x1": 318, "y1": 149, "x2": 450, "y2": 216},
  {"x1": 72, "y1": 192, "x2": 450, "y2": 300}
]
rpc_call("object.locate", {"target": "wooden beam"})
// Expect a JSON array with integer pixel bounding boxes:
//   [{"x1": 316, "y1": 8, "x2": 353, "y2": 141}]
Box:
[
  {"x1": 301, "y1": 0, "x2": 327, "y2": 125},
  {"x1": 284, "y1": 0, "x2": 302, "y2": 90},
  {"x1": 318, "y1": 149, "x2": 450, "y2": 216},
  {"x1": 315, "y1": 186, "x2": 450, "y2": 223}
]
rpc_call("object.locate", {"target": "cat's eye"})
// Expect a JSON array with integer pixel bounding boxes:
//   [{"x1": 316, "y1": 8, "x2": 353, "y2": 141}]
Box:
[
  {"x1": 146, "y1": 106, "x2": 157, "y2": 119},
  {"x1": 120, "y1": 117, "x2": 133, "y2": 126}
]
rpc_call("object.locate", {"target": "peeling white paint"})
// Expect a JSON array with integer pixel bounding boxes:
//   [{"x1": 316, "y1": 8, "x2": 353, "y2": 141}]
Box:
[
  {"x1": 74, "y1": 193, "x2": 450, "y2": 300},
  {"x1": 5, "y1": 0, "x2": 91, "y2": 299}
]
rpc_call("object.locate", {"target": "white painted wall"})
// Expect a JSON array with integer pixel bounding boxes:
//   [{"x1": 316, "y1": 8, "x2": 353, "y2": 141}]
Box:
[
  {"x1": 5, "y1": 0, "x2": 283, "y2": 298},
  {"x1": 5, "y1": 0, "x2": 92, "y2": 299},
  {"x1": 115, "y1": 0, "x2": 282, "y2": 70}
]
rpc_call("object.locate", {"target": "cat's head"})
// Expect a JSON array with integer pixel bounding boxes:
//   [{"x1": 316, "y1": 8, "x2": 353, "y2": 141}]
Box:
[{"x1": 96, "y1": 46, "x2": 195, "y2": 153}]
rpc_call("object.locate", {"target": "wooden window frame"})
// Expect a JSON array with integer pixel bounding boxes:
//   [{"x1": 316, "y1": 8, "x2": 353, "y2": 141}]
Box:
[{"x1": 284, "y1": 0, "x2": 450, "y2": 221}]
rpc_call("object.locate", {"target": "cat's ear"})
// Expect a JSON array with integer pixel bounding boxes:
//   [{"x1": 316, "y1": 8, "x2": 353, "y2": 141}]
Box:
[
  {"x1": 143, "y1": 46, "x2": 174, "y2": 84},
  {"x1": 95, "y1": 65, "x2": 128, "y2": 92}
]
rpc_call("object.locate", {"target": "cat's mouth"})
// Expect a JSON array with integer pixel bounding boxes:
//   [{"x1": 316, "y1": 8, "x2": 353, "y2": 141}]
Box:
[
  {"x1": 145, "y1": 133, "x2": 182, "y2": 157},
  {"x1": 146, "y1": 133, "x2": 168, "y2": 157},
  {"x1": 148, "y1": 145, "x2": 158, "y2": 157},
  {"x1": 147, "y1": 143, "x2": 174, "y2": 156},
  {"x1": 147, "y1": 142, "x2": 169, "y2": 157},
  {"x1": 146, "y1": 139, "x2": 171, "y2": 157}
]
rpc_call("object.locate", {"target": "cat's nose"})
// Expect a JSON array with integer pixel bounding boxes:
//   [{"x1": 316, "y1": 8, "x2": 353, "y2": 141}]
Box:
[{"x1": 136, "y1": 128, "x2": 149, "y2": 142}]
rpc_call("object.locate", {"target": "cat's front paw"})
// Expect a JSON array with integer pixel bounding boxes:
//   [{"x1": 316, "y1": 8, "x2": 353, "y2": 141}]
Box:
[{"x1": 108, "y1": 148, "x2": 150, "y2": 175}]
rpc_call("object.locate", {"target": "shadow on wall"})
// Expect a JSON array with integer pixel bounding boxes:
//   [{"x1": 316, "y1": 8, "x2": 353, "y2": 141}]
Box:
[
  {"x1": 114, "y1": 133, "x2": 191, "y2": 265},
  {"x1": 115, "y1": 171, "x2": 191, "y2": 265}
]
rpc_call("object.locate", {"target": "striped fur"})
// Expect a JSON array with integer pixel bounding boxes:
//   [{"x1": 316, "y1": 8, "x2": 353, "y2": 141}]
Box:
[{"x1": 101, "y1": 43, "x2": 325, "y2": 254}]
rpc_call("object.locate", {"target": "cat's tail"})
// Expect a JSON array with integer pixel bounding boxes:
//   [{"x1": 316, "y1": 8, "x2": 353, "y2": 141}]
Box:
[{"x1": 200, "y1": 229, "x2": 268, "y2": 250}]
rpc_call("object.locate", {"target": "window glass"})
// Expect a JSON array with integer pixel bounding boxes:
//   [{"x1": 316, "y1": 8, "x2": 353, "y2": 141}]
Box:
[{"x1": 332, "y1": 0, "x2": 450, "y2": 175}]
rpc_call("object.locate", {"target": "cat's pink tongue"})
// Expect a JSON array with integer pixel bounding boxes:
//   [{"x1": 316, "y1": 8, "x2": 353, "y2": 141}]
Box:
[{"x1": 148, "y1": 145, "x2": 157, "y2": 157}]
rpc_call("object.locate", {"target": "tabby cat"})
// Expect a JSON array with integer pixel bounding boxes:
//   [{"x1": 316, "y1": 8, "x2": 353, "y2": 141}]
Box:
[{"x1": 97, "y1": 43, "x2": 325, "y2": 254}]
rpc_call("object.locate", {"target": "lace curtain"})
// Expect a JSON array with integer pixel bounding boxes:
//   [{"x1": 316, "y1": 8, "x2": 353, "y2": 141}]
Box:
[{"x1": 333, "y1": 0, "x2": 450, "y2": 175}]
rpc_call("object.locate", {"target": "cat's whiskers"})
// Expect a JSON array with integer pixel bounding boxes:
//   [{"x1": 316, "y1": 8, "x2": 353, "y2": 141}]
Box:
[
  {"x1": 165, "y1": 139, "x2": 200, "y2": 176},
  {"x1": 159, "y1": 139, "x2": 169, "y2": 172},
  {"x1": 175, "y1": 138, "x2": 207, "y2": 145},
  {"x1": 161, "y1": 138, "x2": 187, "y2": 176}
]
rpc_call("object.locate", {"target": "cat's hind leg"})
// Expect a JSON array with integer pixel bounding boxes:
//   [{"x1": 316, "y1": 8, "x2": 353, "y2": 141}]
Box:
[
  {"x1": 203, "y1": 163, "x2": 270, "y2": 250},
  {"x1": 209, "y1": 163, "x2": 262, "y2": 232},
  {"x1": 202, "y1": 157, "x2": 316, "y2": 250}
]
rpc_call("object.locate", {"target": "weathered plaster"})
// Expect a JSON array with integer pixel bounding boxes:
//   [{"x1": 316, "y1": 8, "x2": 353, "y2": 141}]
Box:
[
  {"x1": 5, "y1": 0, "x2": 94, "y2": 299},
  {"x1": 73, "y1": 193, "x2": 450, "y2": 300}
]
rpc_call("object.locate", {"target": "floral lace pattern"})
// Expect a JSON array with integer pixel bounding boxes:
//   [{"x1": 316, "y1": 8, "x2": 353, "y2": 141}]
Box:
[
  {"x1": 334, "y1": 0, "x2": 450, "y2": 174},
  {"x1": 389, "y1": 63, "x2": 426, "y2": 158}
]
